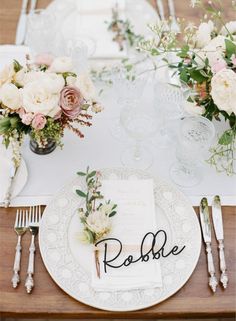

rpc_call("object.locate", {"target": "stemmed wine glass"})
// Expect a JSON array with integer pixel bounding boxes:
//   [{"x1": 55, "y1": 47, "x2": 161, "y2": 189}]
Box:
[
  {"x1": 120, "y1": 100, "x2": 158, "y2": 170},
  {"x1": 153, "y1": 81, "x2": 185, "y2": 148},
  {"x1": 25, "y1": 9, "x2": 56, "y2": 55},
  {"x1": 170, "y1": 116, "x2": 215, "y2": 187},
  {"x1": 109, "y1": 70, "x2": 149, "y2": 141}
]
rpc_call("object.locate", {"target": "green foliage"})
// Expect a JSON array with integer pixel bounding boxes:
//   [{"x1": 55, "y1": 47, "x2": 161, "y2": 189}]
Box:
[
  {"x1": 225, "y1": 39, "x2": 236, "y2": 59},
  {"x1": 13, "y1": 60, "x2": 23, "y2": 72}
]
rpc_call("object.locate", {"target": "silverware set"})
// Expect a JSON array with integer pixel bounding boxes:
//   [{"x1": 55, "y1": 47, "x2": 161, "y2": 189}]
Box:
[
  {"x1": 199, "y1": 196, "x2": 228, "y2": 293},
  {"x1": 155, "y1": 0, "x2": 180, "y2": 32},
  {"x1": 15, "y1": 0, "x2": 37, "y2": 45},
  {"x1": 11, "y1": 206, "x2": 42, "y2": 293}
]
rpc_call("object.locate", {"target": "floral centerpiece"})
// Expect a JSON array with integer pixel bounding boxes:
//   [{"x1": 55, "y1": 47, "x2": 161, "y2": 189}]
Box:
[
  {"x1": 0, "y1": 55, "x2": 102, "y2": 157},
  {"x1": 139, "y1": 0, "x2": 236, "y2": 175},
  {"x1": 76, "y1": 168, "x2": 117, "y2": 278}
]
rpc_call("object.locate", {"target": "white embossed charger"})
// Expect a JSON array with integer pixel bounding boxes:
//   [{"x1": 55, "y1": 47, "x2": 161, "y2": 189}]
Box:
[{"x1": 39, "y1": 168, "x2": 201, "y2": 311}]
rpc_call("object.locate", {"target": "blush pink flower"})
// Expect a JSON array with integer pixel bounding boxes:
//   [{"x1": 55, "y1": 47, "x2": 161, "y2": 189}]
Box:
[
  {"x1": 34, "y1": 53, "x2": 54, "y2": 67},
  {"x1": 59, "y1": 86, "x2": 84, "y2": 119},
  {"x1": 21, "y1": 112, "x2": 34, "y2": 125},
  {"x1": 212, "y1": 60, "x2": 227, "y2": 74},
  {"x1": 32, "y1": 113, "x2": 47, "y2": 130}
]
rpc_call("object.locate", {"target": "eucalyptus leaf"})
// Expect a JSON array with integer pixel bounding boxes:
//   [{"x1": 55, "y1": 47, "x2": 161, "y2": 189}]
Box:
[
  {"x1": 218, "y1": 130, "x2": 234, "y2": 145},
  {"x1": 109, "y1": 211, "x2": 116, "y2": 217},
  {"x1": 77, "y1": 171, "x2": 86, "y2": 176},
  {"x1": 225, "y1": 39, "x2": 236, "y2": 58},
  {"x1": 76, "y1": 190, "x2": 87, "y2": 198},
  {"x1": 87, "y1": 170, "x2": 97, "y2": 179}
]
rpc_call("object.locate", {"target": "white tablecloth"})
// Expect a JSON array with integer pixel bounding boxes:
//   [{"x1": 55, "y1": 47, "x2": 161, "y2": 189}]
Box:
[{"x1": 0, "y1": 46, "x2": 235, "y2": 206}]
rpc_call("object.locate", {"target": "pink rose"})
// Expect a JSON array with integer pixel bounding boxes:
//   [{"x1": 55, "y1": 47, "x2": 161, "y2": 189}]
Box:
[
  {"x1": 34, "y1": 53, "x2": 54, "y2": 67},
  {"x1": 32, "y1": 113, "x2": 47, "y2": 130},
  {"x1": 59, "y1": 86, "x2": 84, "y2": 119},
  {"x1": 21, "y1": 112, "x2": 34, "y2": 125},
  {"x1": 212, "y1": 60, "x2": 227, "y2": 74}
]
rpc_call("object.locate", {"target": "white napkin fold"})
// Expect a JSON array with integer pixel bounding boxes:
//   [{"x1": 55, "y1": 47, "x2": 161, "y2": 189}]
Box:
[{"x1": 91, "y1": 179, "x2": 162, "y2": 291}]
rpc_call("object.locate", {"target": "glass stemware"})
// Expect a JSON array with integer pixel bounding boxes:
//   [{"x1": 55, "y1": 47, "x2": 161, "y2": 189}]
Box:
[
  {"x1": 109, "y1": 71, "x2": 149, "y2": 142},
  {"x1": 170, "y1": 116, "x2": 215, "y2": 187},
  {"x1": 153, "y1": 81, "x2": 185, "y2": 148},
  {"x1": 120, "y1": 100, "x2": 158, "y2": 170},
  {"x1": 25, "y1": 9, "x2": 56, "y2": 55}
]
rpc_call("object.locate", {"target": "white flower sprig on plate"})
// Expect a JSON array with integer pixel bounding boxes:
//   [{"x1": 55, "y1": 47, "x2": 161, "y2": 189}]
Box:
[{"x1": 76, "y1": 168, "x2": 117, "y2": 278}]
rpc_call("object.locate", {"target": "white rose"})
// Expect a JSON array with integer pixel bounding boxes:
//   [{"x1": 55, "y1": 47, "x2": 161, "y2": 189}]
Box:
[
  {"x1": 184, "y1": 101, "x2": 205, "y2": 116},
  {"x1": 0, "y1": 64, "x2": 15, "y2": 87},
  {"x1": 86, "y1": 210, "x2": 111, "y2": 235},
  {"x1": 0, "y1": 83, "x2": 22, "y2": 110},
  {"x1": 49, "y1": 56, "x2": 73, "y2": 73},
  {"x1": 195, "y1": 21, "x2": 214, "y2": 48},
  {"x1": 220, "y1": 21, "x2": 236, "y2": 36},
  {"x1": 195, "y1": 36, "x2": 229, "y2": 68},
  {"x1": 75, "y1": 73, "x2": 96, "y2": 101},
  {"x1": 45, "y1": 72, "x2": 65, "y2": 93},
  {"x1": 211, "y1": 69, "x2": 236, "y2": 114},
  {"x1": 22, "y1": 79, "x2": 61, "y2": 117},
  {"x1": 23, "y1": 70, "x2": 47, "y2": 84}
]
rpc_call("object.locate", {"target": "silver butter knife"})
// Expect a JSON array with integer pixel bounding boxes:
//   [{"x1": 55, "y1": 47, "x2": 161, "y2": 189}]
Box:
[
  {"x1": 212, "y1": 195, "x2": 228, "y2": 289},
  {"x1": 200, "y1": 198, "x2": 218, "y2": 292},
  {"x1": 15, "y1": 0, "x2": 29, "y2": 45},
  {"x1": 168, "y1": 0, "x2": 180, "y2": 33},
  {"x1": 3, "y1": 161, "x2": 20, "y2": 207},
  {"x1": 29, "y1": 0, "x2": 37, "y2": 14}
]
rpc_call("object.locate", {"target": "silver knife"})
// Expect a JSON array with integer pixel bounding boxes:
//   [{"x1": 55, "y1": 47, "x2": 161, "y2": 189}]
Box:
[
  {"x1": 3, "y1": 161, "x2": 20, "y2": 207},
  {"x1": 212, "y1": 195, "x2": 228, "y2": 289},
  {"x1": 168, "y1": 0, "x2": 180, "y2": 33},
  {"x1": 15, "y1": 0, "x2": 29, "y2": 45},
  {"x1": 199, "y1": 198, "x2": 218, "y2": 292},
  {"x1": 29, "y1": 0, "x2": 37, "y2": 14}
]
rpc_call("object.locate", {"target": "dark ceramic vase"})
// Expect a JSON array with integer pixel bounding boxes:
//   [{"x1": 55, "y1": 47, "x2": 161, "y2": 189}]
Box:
[{"x1": 29, "y1": 138, "x2": 56, "y2": 155}]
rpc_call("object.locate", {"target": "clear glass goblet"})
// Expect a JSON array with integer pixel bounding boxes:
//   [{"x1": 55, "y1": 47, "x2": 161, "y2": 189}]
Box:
[
  {"x1": 170, "y1": 116, "x2": 215, "y2": 187},
  {"x1": 25, "y1": 9, "x2": 56, "y2": 55},
  {"x1": 120, "y1": 102, "x2": 158, "y2": 170},
  {"x1": 109, "y1": 71, "x2": 149, "y2": 142},
  {"x1": 153, "y1": 81, "x2": 185, "y2": 148}
]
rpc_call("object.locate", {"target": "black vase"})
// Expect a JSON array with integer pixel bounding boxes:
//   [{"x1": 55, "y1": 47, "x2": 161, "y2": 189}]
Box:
[{"x1": 30, "y1": 138, "x2": 56, "y2": 155}]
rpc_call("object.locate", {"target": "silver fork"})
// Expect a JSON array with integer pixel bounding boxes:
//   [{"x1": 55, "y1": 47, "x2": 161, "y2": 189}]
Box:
[
  {"x1": 25, "y1": 206, "x2": 41, "y2": 293},
  {"x1": 12, "y1": 209, "x2": 29, "y2": 288}
]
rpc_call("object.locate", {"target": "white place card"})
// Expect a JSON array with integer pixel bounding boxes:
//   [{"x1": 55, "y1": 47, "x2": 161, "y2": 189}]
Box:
[{"x1": 91, "y1": 179, "x2": 162, "y2": 291}]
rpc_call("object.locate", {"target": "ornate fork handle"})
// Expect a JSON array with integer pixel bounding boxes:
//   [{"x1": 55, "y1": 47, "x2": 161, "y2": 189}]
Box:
[
  {"x1": 25, "y1": 235, "x2": 35, "y2": 293},
  {"x1": 218, "y1": 240, "x2": 228, "y2": 288},
  {"x1": 206, "y1": 242, "x2": 218, "y2": 292},
  {"x1": 11, "y1": 235, "x2": 22, "y2": 288}
]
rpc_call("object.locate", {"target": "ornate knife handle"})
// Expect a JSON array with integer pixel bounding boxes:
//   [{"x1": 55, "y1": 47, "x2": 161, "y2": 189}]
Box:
[
  {"x1": 25, "y1": 235, "x2": 35, "y2": 293},
  {"x1": 206, "y1": 242, "x2": 218, "y2": 292},
  {"x1": 11, "y1": 236, "x2": 22, "y2": 288},
  {"x1": 218, "y1": 240, "x2": 228, "y2": 288},
  {"x1": 3, "y1": 178, "x2": 13, "y2": 208}
]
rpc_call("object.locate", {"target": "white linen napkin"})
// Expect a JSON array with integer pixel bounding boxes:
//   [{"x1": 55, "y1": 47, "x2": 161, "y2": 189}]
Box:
[{"x1": 91, "y1": 179, "x2": 162, "y2": 291}]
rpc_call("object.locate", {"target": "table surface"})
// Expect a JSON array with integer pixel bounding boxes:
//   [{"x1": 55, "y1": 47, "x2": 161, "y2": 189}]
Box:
[
  {"x1": 0, "y1": 0, "x2": 236, "y2": 319},
  {"x1": 0, "y1": 206, "x2": 235, "y2": 319}
]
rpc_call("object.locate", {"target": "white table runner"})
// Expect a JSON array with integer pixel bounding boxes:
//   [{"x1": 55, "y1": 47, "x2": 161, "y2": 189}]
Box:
[{"x1": 0, "y1": 46, "x2": 235, "y2": 206}]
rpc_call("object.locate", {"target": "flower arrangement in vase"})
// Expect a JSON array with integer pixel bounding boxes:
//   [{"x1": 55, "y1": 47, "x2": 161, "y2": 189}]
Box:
[
  {"x1": 139, "y1": 0, "x2": 236, "y2": 175},
  {"x1": 0, "y1": 54, "x2": 102, "y2": 156}
]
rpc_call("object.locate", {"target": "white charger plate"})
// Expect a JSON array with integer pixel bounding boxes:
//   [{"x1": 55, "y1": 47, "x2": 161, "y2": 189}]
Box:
[{"x1": 39, "y1": 168, "x2": 201, "y2": 311}]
